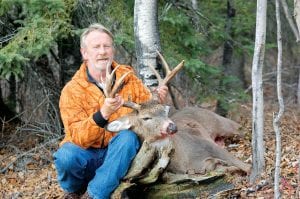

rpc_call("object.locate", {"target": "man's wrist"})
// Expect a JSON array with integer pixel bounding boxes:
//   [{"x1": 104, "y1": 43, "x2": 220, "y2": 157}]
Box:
[
  {"x1": 100, "y1": 109, "x2": 109, "y2": 120},
  {"x1": 93, "y1": 111, "x2": 108, "y2": 128}
]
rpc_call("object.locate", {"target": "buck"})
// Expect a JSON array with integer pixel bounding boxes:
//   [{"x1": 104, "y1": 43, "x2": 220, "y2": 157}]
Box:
[{"x1": 101, "y1": 52, "x2": 251, "y2": 196}]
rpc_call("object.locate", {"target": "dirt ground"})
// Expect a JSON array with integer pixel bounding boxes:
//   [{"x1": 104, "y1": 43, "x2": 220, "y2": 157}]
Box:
[{"x1": 0, "y1": 103, "x2": 299, "y2": 199}]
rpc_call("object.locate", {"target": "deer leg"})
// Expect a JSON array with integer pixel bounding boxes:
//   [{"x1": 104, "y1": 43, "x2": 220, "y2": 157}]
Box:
[
  {"x1": 123, "y1": 141, "x2": 156, "y2": 180},
  {"x1": 206, "y1": 141, "x2": 251, "y2": 174},
  {"x1": 138, "y1": 142, "x2": 174, "y2": 184}
]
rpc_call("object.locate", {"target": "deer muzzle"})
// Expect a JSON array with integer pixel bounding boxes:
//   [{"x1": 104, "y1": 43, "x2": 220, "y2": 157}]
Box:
[{"x1": 166, "y1": 122, "x2": 177, "y2": 134}]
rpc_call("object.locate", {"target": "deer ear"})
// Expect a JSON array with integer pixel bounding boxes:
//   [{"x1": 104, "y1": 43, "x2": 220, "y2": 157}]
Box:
[{"x1": 106, "y1": 118, "x2": 132, "y2": 132}]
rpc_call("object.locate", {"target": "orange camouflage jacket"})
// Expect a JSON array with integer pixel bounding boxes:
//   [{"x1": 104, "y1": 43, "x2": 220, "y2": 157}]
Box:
[{"x1": 59, "y1": 61, "x2": 151, "y2": 149}]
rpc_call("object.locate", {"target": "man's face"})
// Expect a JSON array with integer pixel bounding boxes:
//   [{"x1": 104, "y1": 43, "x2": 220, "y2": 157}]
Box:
[{"x1": 81, "y1": 30, "x2": 114, "y2": 72}]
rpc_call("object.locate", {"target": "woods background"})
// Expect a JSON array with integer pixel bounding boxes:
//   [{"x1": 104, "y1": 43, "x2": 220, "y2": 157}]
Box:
[
  {"x1": 0, "y1": 0, "x2": 299, "y2": 198},
  {"x1": 1, "y1": 0, "x2": 299, "y2": 124}
]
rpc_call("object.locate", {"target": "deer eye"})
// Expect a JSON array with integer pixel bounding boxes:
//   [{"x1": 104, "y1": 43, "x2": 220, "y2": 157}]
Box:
[{"x1": 142, "y1": 117, "x2": 152, "y2": 121}]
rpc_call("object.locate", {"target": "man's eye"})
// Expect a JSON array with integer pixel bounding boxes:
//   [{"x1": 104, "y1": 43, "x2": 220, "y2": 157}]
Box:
[{"x1": 142, "y1": 117, "x2": 151, "y2": 121}]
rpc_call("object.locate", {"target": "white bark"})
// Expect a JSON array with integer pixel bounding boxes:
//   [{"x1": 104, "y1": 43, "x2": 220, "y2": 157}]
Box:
[
  {"x1": 134, "y1": 0, "x2": 161, "y2": 88},
  {"x1": 291, "y1": 0, "x2": 300, "y2": 109},
  {"x1": 294, "y1": 0, "x2": 300, "y2": 35},
  {"x1": 274, "y1": 0, "x2": 284, "y2": 198},
  {"x1": 298, "y1": 70, "x2": 300, "y2": 106},
  {"x1": 250, "y1": 0, "x2": 267, "y2": 184},
  {"x1": 191, "y1": 0, "x2": 198, "y2": 10},
  {"x1": 281, "y1": 0, "x2": 300, "y2": 41}
]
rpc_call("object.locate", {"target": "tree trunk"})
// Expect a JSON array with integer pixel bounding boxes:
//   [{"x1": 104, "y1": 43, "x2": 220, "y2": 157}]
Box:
[
  {"x1": 280, "y1": 0, "x2": 300, "y2": 41},
  {"x1": 134, "y1": 0, "x2": 161, "y2": 88},
  {"x1": 0, "y1": 85, "x2": 16, "y2": 120},
  {"x1": 298, "y1": 70, "x2": 300, "y2": 106},
  {"x1": 190, "y1": 0, "x2": 201, "y2": 31},
  {"x1": 274, "y1": 0, "x2": 284, "y2": 197},
  {"x1": 250, "y1": 0, "x2": 267, "y2": 184},
  {"x1": 216, "y1": 0, "x2": 236, "y2": 116},
  {"x1": 15, "y1": 57, "x2": 62, "y2": 129},
  {"x1": 294, "y1": 0, "x2": 300, "y2": 36},
  {"x1": 222, "y1": 0, "x2": 235, "y2": 71},
  {"x1": 295, "y1": 0, "x2": 300, "y2": 106}
]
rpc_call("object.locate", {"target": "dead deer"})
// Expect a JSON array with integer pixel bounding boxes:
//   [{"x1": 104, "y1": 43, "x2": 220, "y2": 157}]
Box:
[{"x1": 103, "y1": 52, "x2": 251, "y2": 197}]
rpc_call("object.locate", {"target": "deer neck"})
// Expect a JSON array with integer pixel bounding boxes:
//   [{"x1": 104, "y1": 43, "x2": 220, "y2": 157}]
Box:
[{"x1": 149, "y1": 137, "x2": 171, "y2": 149}]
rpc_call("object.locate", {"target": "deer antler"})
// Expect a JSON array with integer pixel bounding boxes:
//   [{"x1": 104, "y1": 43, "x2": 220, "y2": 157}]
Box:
[
  {"x1": 103, "y1": 62, "x2": 141, "y2": 111},
  {"x1": 148, "y1": 50, "x2": 185, "y2": 87},
  {"x1": 103, "y1": 64, "x2": 132, "y2": 98},
  {"x1": 123, "y1": 101, "x2": 141, "y2": 111},
  {"x1": 103, "y1": 52, "x2": 184, "y2": 111}
]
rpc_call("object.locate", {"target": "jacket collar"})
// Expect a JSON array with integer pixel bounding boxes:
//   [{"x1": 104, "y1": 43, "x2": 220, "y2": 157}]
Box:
[{"x1": 73, "y1": 61, "x2": 120, "y2": 88}]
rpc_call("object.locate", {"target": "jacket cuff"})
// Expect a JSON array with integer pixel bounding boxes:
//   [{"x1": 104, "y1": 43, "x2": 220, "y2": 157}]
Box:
[{"x1": 93, "y1": 111, "x2": 108, "y2": 128}]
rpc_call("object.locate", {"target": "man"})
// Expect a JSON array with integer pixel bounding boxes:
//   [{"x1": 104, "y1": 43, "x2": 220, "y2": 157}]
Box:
[{"x1": 53, "y1": 23, "x2": 168, "y2": 199}]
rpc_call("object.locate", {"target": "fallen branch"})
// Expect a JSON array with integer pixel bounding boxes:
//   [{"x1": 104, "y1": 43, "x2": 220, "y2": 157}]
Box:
[{"x1": 0, "y1": 135, "x2": 62, "y2": 174}]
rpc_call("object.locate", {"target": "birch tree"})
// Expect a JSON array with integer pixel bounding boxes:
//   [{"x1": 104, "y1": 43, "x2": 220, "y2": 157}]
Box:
[
  {"x1": 294, "y1": 0, "x2": 300, "y2": 106},
  {"x1": 280, "y1": 0, "x2": 300, "y2": 41},
  {"x1": 274, "y1": 0, "x2": 284, "y2": 197},
  {"x1": 134, "y1": 0, "x2": 161, "y2": 88},
  {"x1": 250, "y1": 0, "x2": 267, "y2": 184},
  {"x1": 293, "y1": 1, "x2": 300, "y2": 197}
]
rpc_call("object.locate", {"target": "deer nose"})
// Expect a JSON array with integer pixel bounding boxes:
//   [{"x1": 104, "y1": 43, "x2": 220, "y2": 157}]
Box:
[{"x1": 167, "y1": 122, "x2": 177, "y2": 134}]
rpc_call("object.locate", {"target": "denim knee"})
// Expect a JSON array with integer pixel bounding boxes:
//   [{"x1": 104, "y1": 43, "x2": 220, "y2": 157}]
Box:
[
  {"x1": 53, "y1": 143, "x2": 87, "y2": 171},
  {"x1": 87, "y1": 130, "x2": 140, "y2": 198},
  {"x1": 53, "y1": 143, "x2": 89, "y2": 192}
]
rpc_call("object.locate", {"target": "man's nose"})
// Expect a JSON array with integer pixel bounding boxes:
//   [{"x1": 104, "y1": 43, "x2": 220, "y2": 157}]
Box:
[{"x1": 98, "y1": 46, "x2": 107, "y2": 54}]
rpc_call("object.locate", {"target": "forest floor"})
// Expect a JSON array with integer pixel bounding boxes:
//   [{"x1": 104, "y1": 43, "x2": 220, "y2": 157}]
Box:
[{"x1": 0, "y1": 103, "x2": 299, "y2": 199}]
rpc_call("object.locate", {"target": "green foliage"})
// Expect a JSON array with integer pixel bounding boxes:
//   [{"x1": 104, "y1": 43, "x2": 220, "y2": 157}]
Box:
[
  {"x1": 0, "y1": 0, "x2": 75, "y2": 79},
  {"x1": 0, "y1": 0, "x2": 256, "y2": 109},
  {"x1": 215, "y1": 75, "x2": 249, "y2": 113},
  {"x1": 156, "y1": 0, "x2": 255, "y2": 109},
  {"x1": 103, "y1": 0, "x2": 135, "y2": 52}
]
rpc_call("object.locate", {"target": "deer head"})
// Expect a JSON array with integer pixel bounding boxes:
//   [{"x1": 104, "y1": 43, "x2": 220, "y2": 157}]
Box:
[
  {"x1": 106, "y1": 101, "x2": 177, "y2": 142},
  {"x1": 104, "y1": 51, "x2": 184, "y2": 143}
]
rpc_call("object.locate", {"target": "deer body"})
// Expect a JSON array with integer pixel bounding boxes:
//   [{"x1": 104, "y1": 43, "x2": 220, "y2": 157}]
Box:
[
  {"x1": 107, "y1": 102, "x2": 251, "y2": 176},
  {"x1": 107, "y1": 52, "x2": 250, "y2": 198},
  {"x1": 168, "y1": 107, "x2": 250, "y2": 174}
]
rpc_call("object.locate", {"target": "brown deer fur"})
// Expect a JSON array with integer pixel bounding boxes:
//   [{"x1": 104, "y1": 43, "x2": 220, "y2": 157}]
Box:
[{"x1": 107, "y1": 101, "x2": 251, "y2": 175}]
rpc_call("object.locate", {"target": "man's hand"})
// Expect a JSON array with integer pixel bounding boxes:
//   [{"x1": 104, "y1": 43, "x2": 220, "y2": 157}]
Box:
[
  {"x1": 101, "y1": 94, "x2": 124, "y2": 120},
  {"x1": 156, "y1": 85, "x2": 168, "y2": 104}
]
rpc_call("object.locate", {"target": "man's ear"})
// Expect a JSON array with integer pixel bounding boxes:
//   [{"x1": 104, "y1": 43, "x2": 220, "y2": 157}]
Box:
[
  {"x1": 106, "y1": 118, "x2": 132, "y2": 132},
  {"x1": 80, "y1": 48, "x2": 87, "y2": 60}
]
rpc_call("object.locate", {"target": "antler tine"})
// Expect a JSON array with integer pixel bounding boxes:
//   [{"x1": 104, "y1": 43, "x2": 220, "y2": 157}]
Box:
[
  {"x1": 155, "y1": 50, "x2": 185, "y2": 86},
  {"x1": 161, "y1": 60, "x2": 184, "y2": 85},
  {"x1": 148, "y1": 64, "x2": 163, "y2": 86},
  {"x1": 104, "y1": 64, "x2": 132, "y2": 98},
  {"x1": 123, "y1": 101, "x2": 141, "y2": 111},
  {"x1": 110, "y1": 71, "x2": 132, "y2": 97},
  {"x1": 103, "y1": 63, "x2": 139, "y2": 111},
  {"x1": 103, "y1": 63, "x2": 115, "y2": 97},
  {"x1": 156, "y1": 50, "x2": 171, "y2": 75}
]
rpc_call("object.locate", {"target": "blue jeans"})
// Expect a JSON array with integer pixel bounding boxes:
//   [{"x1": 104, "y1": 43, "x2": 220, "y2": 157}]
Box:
[{"x1": 53, "y1": 130, "x2": 140, "y2": 199}]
